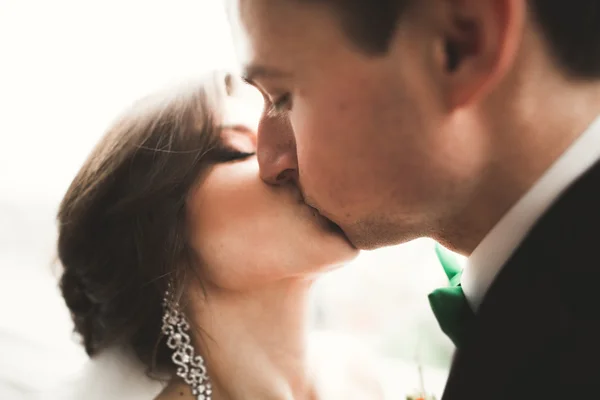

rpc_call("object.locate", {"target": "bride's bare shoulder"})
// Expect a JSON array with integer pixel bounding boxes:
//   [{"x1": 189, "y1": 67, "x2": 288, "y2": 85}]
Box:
[
  {"x1": 43, "y1": 347, "x2": 164, "y2": 400},
  {"x1": 308, "y1": 331, "x2": 385, "y2": 400}
]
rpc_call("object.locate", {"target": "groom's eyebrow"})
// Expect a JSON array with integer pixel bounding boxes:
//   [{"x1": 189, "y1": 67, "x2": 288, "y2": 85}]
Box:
[{"x1": 242, "y1": 64, "x2": 291, "y2": 85}]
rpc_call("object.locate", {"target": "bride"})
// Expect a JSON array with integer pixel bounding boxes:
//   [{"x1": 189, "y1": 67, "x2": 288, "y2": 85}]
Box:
[{"x1": 52, "y1": 72, "x2": 384, "y2": 400}]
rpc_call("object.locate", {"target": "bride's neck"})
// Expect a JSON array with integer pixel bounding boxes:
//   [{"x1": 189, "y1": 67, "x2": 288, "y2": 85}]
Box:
[{"x1": 189, "y1": 278, "x2": 318, "y2": 400}]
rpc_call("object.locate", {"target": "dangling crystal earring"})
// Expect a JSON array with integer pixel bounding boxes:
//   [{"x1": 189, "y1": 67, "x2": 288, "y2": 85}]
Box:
[{"x1": 162, "y1": 287, "x2": 212, "y2": 400}]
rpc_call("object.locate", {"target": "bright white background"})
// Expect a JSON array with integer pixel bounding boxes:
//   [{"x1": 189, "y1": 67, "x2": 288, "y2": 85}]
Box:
[{"x1": 0, "y1": 1, "x2": 456, "y2": 398}]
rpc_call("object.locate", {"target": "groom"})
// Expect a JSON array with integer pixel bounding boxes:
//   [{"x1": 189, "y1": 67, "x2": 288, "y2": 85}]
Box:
[{"x1": 229, "y1": 0, "x2": 600, "y2": 398}]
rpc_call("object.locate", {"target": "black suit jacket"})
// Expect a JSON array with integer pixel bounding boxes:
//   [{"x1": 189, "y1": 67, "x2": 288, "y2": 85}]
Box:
[{"x1": 442, "y1": 160, "x2": 600, "y2": 400}]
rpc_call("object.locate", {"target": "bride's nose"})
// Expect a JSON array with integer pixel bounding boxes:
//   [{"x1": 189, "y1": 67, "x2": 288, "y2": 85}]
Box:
[{"x1": 257, "y1": 113, "x2": 299, "y2": 186}]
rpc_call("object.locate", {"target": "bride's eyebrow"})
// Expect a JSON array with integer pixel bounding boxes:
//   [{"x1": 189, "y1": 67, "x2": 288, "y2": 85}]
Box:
[{"x1": 218, "y1": 124, "x2": 257, "y2": 148}]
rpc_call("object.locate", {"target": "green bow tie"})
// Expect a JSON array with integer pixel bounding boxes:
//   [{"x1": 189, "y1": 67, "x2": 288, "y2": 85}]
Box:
[{"x1": 428, "y1": 243, "x2": 476, "y2": 348}]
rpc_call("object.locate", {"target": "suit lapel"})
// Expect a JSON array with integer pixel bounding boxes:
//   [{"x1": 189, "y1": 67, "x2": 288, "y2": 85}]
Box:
[
  {"x1": 442, "y1": 160, "x2": 600, "y2": 399},
  {"x1": 442, "y1": 246, "x2": 568, "y2": 399}
]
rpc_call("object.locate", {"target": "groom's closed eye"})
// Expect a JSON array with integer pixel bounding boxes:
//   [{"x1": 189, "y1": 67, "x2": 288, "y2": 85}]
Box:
[
  {"x1": 242, "y1": 64, "x2": 294, "y2": 117},
  {"x1": 266, "y1": 93, "x2": 292, "y2": 117}
]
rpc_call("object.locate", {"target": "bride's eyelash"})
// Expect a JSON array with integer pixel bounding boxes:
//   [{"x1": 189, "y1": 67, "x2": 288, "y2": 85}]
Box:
[
  {"x1": 213, "y1": 149, "x2": 256, "y2": 163},
  {"x1": 226, "y1": 150, "x2": 256, "y2": 161}
]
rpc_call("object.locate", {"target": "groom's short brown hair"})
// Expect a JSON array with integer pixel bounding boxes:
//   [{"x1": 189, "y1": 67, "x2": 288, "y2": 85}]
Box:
[{"x1": 304, "y1": 0, "x2": 600, "y2": 79}]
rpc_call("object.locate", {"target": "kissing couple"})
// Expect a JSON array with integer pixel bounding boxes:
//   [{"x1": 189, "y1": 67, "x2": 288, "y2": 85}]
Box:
[{"x1": 54, "y1": 1, "x2": 600, "y2": 399}]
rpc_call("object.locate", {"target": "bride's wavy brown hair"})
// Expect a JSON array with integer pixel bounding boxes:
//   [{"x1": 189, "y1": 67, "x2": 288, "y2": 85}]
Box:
[{"x1": 57, "y1": 72, "x2": 233, "y2": 374}]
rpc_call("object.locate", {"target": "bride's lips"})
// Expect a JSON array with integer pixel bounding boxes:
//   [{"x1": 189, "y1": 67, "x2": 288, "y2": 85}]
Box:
[
  {"x1": 302, "y1": 199, "x2": 354, "y2": 246},
  {"x1": 291, "y1": 185, "x2": 353, "y2": 245}
]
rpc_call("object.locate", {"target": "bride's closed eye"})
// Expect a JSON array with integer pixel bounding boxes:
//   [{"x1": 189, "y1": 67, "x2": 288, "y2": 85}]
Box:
[{"x1": 213, "y1": 148, "x2": 257, "y2": 163}]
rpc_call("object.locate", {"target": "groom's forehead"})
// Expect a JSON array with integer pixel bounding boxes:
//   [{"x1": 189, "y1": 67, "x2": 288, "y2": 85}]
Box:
[
  {"x1": 228, "y1": 0, "x2": 292, "y2": 58},
  {"x1": 231, "y1": 0, "x2": 338, "y2": 41},
  {"x1": 230, "y1": 0, "x2": 294, "y2": 27},
  {"x1": 230, "y1": 0, "x2": 336, "y2": 70}
]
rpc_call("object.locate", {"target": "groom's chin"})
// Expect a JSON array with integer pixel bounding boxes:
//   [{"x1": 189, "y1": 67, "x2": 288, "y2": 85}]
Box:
[{"x1": 339, "y1": 222, "x2": 412, "y2": 251}]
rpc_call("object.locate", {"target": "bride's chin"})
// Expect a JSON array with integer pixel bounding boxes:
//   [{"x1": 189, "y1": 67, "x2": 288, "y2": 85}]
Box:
[{"x1": 309, "y1": 209, "x2": 356, "y2": 249}]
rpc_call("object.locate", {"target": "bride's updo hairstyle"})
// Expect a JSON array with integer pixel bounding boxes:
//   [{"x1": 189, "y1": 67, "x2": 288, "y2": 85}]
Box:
[{"x1": 58, "y1": 72, "x2": 233, "y2": 374}]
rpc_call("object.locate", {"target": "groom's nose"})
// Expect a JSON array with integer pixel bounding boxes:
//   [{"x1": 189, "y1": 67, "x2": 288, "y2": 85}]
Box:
[{"x1": 257, "y1": 113, "x2": 299, "y2": 186}]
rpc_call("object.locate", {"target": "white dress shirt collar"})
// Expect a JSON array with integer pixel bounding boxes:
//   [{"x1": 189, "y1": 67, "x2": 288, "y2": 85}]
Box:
[{"x1": 461, "y1": 114, "x2": 600, "y2": 311}]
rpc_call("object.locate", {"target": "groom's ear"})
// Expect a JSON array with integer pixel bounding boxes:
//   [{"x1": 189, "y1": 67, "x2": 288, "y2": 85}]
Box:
[{"x1": 436, "y1": 0, "x2": 526, "y2": 110}]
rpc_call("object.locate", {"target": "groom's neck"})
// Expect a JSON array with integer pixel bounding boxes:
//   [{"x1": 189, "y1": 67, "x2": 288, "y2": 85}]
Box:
[{"x1": 439, "y1": 79, "x2": 600, "y2": 256}]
